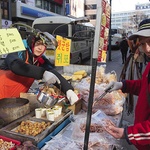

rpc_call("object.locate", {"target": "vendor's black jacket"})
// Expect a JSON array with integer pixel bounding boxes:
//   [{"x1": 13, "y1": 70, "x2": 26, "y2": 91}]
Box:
[{"x1": 0, "y1": 40, "x2": 73, "y2": 94}]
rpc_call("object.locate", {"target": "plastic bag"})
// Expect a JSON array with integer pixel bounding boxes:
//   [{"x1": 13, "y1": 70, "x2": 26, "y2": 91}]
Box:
[{"x1": 71, "y1": 110, "x2": 120, "y2": 149}]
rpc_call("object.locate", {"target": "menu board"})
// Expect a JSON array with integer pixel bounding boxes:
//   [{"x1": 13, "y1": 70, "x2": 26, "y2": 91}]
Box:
[
  {"x1": 55, "y1": 35, "x2": 71, "y2": 66},
  {"x1": 97, "y1": 0, "x2": 110, "y2": 62},
  {"x1": 0, "y1": 28, "x2": 25, "y2": 55}
]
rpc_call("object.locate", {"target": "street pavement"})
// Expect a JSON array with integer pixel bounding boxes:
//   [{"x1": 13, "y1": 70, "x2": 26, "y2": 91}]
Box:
[{"x1": 105, "y1": 50, "x2": 137, "y2": 150}]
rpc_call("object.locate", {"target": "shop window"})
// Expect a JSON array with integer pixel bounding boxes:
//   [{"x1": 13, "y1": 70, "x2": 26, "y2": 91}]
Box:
[
  {"x1": 50, "y1": 3, "x2": 55, "y2": 12},
  {"x1": 44, "y1": 0, "x2": 49, "y2": 11},
  {"x1": 35, "y1": 0, "x2": 42, "y2": 8},
  {"x1": 1, "y1": 0, "x2": 9, "y2": 19},
  {"x1": 55, "y1": 5, "x2": 61, "y2": 14},
  {"x1": 85, "y1": 15, "x2": 96, "y2": 20},
  {"x1": 85, "y1": 4, "x2": 97, "y2": 10}
]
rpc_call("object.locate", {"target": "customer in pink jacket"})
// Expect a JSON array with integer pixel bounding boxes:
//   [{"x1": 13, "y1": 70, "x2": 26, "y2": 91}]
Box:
[{"x1": 105, "y1": 18, "x2": 150, "y2": 150}]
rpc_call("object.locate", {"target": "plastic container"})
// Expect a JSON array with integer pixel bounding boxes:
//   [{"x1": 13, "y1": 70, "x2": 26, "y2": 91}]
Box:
[{"x1": 0, "y1": 135, "x2": 21, "y2": 150}]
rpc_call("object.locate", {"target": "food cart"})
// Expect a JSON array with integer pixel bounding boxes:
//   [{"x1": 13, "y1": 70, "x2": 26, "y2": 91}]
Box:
[{"x1": 0, "y1": 64, "x2": 124, "y2": 149}]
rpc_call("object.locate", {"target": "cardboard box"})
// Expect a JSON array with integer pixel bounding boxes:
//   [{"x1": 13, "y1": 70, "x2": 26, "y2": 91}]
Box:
[
  {"x1": 66, "y1": 100, "x2": 82, "y2": 115},
  {"x1": 20, "y1": 93, "x2": 43, "y2": 111},
  {"x1": 57, "y1": 100, "x2": 82, "y2": 115}
]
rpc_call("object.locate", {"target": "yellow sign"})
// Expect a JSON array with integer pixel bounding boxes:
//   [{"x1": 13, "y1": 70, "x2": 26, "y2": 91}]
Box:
[
  {"x1": 55, "y1": 35, "x2": 71, "y2": 66},
  {"x1": 0, "y1": 28, "x2": 25, "y2": 55},
  {"x1": 101, "y1": 50, "x2": 107, "y2": 62}
]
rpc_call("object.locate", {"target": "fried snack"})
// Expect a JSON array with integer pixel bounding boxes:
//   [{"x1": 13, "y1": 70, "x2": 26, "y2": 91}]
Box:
[
  {"x1": 62, "y1": 75, "x2": 72, "y2": 80},
  {"x1": 73, "y1": 70, "x2": 87, "y2": 77},
  {"x1": 72, "y1": 74, "x2": 83, "y2": 81},
  {"x1": 15, "y1": 120, "x2": 51, "y2": 136},
  {"x1": 0, "y1": 139, "x2": 15, "y2": 150},
  {"x1": 41, "y1": 85, "x2": 63, "y2": 96}
]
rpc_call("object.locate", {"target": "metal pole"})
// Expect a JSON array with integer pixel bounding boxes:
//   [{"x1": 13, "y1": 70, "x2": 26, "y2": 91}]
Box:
[
  {"x1": 108, "y1": 0, "x2": 112, "y2": 61},
  {"x1": 83, "y1": 0, "x2": 102, "y2": 149}
]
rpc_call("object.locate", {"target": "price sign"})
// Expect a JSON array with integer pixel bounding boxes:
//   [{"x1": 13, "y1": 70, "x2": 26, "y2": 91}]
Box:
[
  {"x1": 55, "y1": 35, "x2": 71, "y2": 66},
  {"x1": 0, "y1": 28, "x2": 25, "y2": 55}
]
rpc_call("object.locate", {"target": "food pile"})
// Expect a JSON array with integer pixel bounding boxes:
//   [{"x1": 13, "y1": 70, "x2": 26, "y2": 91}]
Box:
[
  {"x1": 41, "y1": 110, "x2": 121, "y2": 150},
  {"x1": 74, "y1": 65, "x2": 126, "y2": 115},
  {"x1": 40, "y1": 85, "x2": 79, "y2": 100},
  {"x1": 62, "y1": 70, "x2": 87, "y2": 81},
  {"x1": 0, "y1": 138, "x2": 15, "y2": 150},
  {"x1": 41, "y1": 85, "x2": 65, "y2": 99},
  {"x1": 15, "y1": 120, "x2": 51, "y2": 136}
]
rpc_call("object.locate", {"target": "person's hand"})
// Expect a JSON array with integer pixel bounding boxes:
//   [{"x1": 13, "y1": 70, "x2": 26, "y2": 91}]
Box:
[
  {"x1": 43, "y1": 71, "x2": 60, "y2": 84},
  {"x1": 105, "y1": 81, "x2": 123, "y2": 92},
  {"x1": 66, "y1": 90, "x2": 79, "y2": 105},
  {"x1": 104, "y1": 125, "x2": 125, "y2": 139}
]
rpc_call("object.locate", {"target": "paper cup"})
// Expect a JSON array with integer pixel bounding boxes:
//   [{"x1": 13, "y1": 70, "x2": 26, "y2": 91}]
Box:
[
  {"x1": 41, "y1": 108, "x2": 46, "y2": 117},
  {"x1": 47, "y1": 111, "x2": 55, "y2": 121},
  {"x1": 52, "y1": 107, "x2": 59, "y2": 117},
  {"x1": 54, "y1": 105, "x2": 62, "y2": 115},
  {"x1": 46, "y1": 108, "x2": 52, "y2": 118},
  {"x1": 35, "y1": 108, "x2": 41, "y2": 118}
]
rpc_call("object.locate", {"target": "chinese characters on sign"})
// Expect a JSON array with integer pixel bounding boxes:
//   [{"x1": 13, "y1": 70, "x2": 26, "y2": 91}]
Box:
[
  {"x1": 55, "y1": 35, "x2": 71, "y2": 66},
  {"x1": 98, "y1": 0, "x2": 110, "y2": 63},
  {"x1": 0, "y1": 28, "x2": 25, "y2": 55}
]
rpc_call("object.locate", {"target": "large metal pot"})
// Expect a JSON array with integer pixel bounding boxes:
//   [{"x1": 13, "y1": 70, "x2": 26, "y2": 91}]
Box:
[{"x1": 0, "y1": 98, "x2": 30, "y2": 125}]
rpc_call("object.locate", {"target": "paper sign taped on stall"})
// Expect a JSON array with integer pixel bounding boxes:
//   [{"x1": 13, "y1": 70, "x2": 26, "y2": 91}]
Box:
[
  {"x1": 55, "y1": 35, "x2": 71, "y2": 66},
  {"x1": 0, "y1": 28, "x2": 25, "y2": 55}
]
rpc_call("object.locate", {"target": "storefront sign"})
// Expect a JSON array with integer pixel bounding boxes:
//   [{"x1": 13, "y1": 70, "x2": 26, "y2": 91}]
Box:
[
  {"x1": 0, "y1": 28, "x2": 25, "y2": 55},
  {"x1": 2, "y1": 19, "x2": 12, "y2": 29},
  {"x1": 55, "y1": 35, "x2": 71, "y2": 66},
  {"x1": 54, "y1": 0, "x2": 63, "y2": 5},
  {"x1": 21, "y1": 6, "x2": 56, "y2": 18}
]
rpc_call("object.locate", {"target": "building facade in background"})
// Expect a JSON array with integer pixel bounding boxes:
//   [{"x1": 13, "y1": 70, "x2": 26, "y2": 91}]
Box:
[
  {"x1": 0, "y1": 0, "x2": 65, "y2": 29},
  {"x1": 1, "y1": 1, "x2": 150, "y2": 33},
  {"x1": 111, "y1": 2, "x2": 150, "y2": 33},
  {"x1": 84, "y1": 0, "x2": 97, "y2": 26},
  {"x1": 65, "y1": 0, "x2": 84, "y2": 18}
]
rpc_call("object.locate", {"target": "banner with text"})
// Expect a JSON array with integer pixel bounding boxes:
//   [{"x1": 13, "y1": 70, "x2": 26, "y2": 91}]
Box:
[
  {"x1": 55, "y1": 35, "x2": 71, "y2": 66},
  {"x1": 98, "y1": 0, "x2": 110, "y2": 62}
]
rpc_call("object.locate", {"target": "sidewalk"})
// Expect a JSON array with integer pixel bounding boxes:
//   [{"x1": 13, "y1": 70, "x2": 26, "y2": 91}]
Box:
[{"x1": 105, "y1": 50, "x2": 137, "y2": 150}]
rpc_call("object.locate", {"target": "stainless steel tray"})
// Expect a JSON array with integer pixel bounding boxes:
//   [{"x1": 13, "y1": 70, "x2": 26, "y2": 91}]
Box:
[{"x1": 0, "y1": 109, "x2": 73, "y2": 145}]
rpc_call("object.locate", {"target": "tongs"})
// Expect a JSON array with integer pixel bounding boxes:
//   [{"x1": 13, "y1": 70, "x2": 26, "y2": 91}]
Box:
[{"x1": 93, "y1": 86, "x2": 113, "y2": 106}]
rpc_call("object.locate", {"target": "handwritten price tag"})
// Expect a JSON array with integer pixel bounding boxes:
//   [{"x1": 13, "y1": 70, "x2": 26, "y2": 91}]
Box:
[
  {"x1": 55, "y1": 35, "x2": 71, "y2": 66},
  {"x1": 0, "y1": 28, "x2": 25, "y2": 55}
]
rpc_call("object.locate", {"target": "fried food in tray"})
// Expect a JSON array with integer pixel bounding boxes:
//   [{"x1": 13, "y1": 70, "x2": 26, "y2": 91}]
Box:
[{"x1": 13, "y1": 120, "x2": 51, "y2": 137}]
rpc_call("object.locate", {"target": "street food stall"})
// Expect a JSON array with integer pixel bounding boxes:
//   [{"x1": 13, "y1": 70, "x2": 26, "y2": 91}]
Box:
[
  {"x1": 0, "y1": 0, "x2": 126, "y2": 149},
  {"x1": 0, "y1": 64, "x2": 125, "y2": 149}
]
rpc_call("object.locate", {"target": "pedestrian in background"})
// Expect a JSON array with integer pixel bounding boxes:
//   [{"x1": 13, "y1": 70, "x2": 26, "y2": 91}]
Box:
[
  {"x1": 104, "y1": 18, "x2": 150, "y2": 150},
  {"x1": 119, "y1": 36, "x2": 129, "y2": 64},
  {"x1": 134, "y1": 47, "x2": 145, "y2": 77}
]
